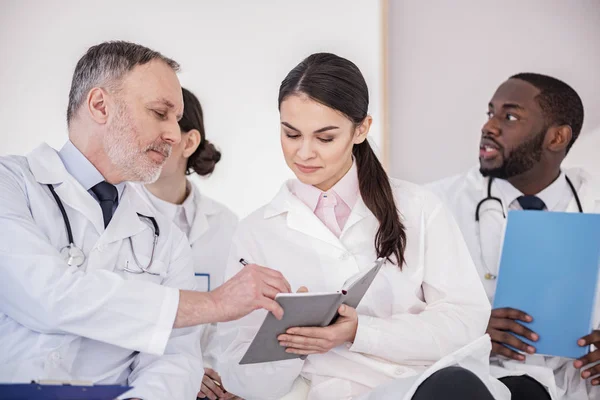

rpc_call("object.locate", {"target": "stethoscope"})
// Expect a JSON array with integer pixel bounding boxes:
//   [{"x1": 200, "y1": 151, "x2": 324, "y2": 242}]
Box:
[
  {"x1": 47, "y1": 184, "x2": 161, "y2": 275},
  {"x1": 474, "y1": 175, "x2": 583, "y2": 280}
]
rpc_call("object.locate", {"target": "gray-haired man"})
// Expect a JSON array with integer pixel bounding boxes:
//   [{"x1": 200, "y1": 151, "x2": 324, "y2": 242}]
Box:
[{"x1": 0, "y1": 41, "x2": 290, "y2": 399}]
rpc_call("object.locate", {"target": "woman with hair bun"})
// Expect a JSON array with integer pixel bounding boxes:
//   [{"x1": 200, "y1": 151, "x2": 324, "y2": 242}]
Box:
[{"x1": 138, "y1": 87, "x2": 240, "y2": 400}]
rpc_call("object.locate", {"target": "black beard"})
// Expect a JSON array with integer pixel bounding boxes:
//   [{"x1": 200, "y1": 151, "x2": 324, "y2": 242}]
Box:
[{"x1": 480, "y1": 129, "x2": 546, "y2": 179}]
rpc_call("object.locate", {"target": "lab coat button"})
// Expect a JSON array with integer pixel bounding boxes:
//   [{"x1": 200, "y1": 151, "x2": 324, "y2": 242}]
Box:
[
  {"x1": 50, "y1": 352, "x2": 61, "y2": 362},
  {"x1": 339, "y1": 252, "x2": 350, "y2": 261},
  {"x1": 96, "y1": 245, "x2": 104, "y2": 252}
]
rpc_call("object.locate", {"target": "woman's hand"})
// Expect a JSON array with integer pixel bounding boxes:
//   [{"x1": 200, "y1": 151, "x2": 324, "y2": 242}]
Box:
[{"x1": 277, "y1": 304, "x2": 358, "y2": 355}]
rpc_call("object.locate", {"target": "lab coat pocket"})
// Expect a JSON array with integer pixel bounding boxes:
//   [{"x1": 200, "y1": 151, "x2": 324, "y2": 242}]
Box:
[
  {"x1": 307, "y1": 376, "x2": 353, "y2": 400},
  {"x1": 193, "y1": 273, "x2": 210, "y2": 292},
  {"x1": 118, "y1": 253, "x2": 168, "y2": 283},
  {"x1": 114, "y1": 232, "x2": 169, "y2": 283}
]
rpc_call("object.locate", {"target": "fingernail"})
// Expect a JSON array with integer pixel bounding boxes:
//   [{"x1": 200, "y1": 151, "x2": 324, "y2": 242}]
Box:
[
  {"x1": 593, "y1": 379, "x2": 599, "y2": 386},
  {"x1": 527, "y1": 346, "x2": 536, "y2": 354},
  {"x1": 518, "y1": 355, "x2": 526, "y2": 361},
  {"x1": 340, "y1": 305, "x2": 346, "y2": 312},
  {"x1": 531, "y1": 334, "x2": 539, "y2": 341},
  {"x1": 578, "y1": 339, "x2": 586, "y2": 346},
  {"x1": 582, "y1": 371, "x2": 591, "y2": 378},
  {"x1": 574, "y1": 360, "x2": 582, "y2": 368},
  {"x1": 526, "y1": 315, "x2": 533, "y2": 322},
  {"x1": 287, "y1": 329, "x2": 295, "y2": 334}
]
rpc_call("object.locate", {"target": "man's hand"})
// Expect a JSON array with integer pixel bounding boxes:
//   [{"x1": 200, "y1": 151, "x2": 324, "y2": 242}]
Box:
[
  {"x1": 210, "y1": 264, "x2": 291, "y2": 322},
  {"x1": 487, "y1": 307, "x2": 539, "y2": 361},
  {"x1": 573, "y1": 330, "x2": 600, "y2": 386},
  {"x1": 277, "y1": 304, "x2": 358, "y2": 355},
  {"x1": 175, "y1": 264, "x2": 290, "y2": 328}
]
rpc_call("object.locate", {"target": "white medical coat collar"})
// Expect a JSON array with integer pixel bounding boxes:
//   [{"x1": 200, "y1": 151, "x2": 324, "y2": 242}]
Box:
[
  {"x1": 26, "y1": 143, "x2": 151, "y2": 241},
  {"x1": 187, "y1": 183, "x2": 224, "y2": 244},
  {"x1": 465, "y1": 165, "x2": 600, "y2": 214},
  {"x1": 137, "y1": 181, "x2": 221, "y2": 245}
]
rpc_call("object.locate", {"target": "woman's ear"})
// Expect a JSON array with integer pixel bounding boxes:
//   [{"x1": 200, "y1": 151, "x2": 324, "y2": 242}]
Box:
[
  {"x1": 353, "y1": 115, "x2": 372, "y2": 145},
  {"x1": 182, "y1": 129, "x2": 202, "y2": 159}
]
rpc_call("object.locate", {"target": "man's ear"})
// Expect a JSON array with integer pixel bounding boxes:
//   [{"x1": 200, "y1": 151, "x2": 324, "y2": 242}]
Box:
[
  {"x1": 87, "y1": 87, "x2": 111, "y2": 124},
  {"x1": 546, "y1": 124, "x2": 572, "y2": 154}
]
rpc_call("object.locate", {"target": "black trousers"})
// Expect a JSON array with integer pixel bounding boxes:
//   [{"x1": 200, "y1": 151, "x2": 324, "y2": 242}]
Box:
[
  {"x1": 411, "y1": 366, "x2": 495, "y2": 400},
  {"x1": 499, "y1": 375, "x2": 551, "y2": 400},
  {"x1": 412, "y1": 366, "x2": 494, "y2": 400}
]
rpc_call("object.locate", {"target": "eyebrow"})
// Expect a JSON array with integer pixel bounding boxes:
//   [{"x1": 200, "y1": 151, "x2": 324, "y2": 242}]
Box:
[
  {"x1": 281, "y1": 122, "x2": 340, "y2": 133},
  {"x1": 489, "y1": 102, "x2": 526, "y2": 111}
]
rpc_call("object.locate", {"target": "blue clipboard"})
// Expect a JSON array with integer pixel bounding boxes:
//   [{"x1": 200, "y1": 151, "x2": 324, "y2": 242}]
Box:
[
  {"x1": 493, "y1": 210, "x2": 600, "y2": 359},
  {"x1": 0, "y1": 383, "x2": 132, "y2": 400}
]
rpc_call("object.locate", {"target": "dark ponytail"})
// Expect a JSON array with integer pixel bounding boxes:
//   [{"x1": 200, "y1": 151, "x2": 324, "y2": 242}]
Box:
[
  {"x1": 179, "y1": 88, "x2": 222, "y2": 176},
  {"x1": 278, "y1": 53, "x2": 407, "y2": 267}
]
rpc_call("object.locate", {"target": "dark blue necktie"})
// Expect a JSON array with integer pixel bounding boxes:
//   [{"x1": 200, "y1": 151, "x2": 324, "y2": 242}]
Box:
[
  {"x1": 517, "y1": 195, "x2": 546, "y2": 211},
  {"x1": 91, "y1": 182, "x2": 118, "y2": 228}
]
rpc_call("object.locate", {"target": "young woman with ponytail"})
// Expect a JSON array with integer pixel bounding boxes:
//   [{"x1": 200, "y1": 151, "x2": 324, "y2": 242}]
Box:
[
  {"x1": 217, "y1": 54, "x2": 507, "y2": 400},
  {"x1": 136, "y1": 88, "x2": 240, "y2": 400}
]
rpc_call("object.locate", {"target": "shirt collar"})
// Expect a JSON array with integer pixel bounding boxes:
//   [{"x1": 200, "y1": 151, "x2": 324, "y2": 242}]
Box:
[
  {"x1": 143, "y1": 180, "x2": 196, "y2": 227},
  {"x1": 58, "y1": 140, "x2": 125, "y2": 199},
  {"x1": 493, "y1": 171, "x2": 568, "y2": 211},
  {"x1": 334, "y1": 161, "x2": 360, "y2": 210},
  {"x1": 290, "y1": 160, "x2": 360, "y2": 211},
  {"x1": 536, "y1": 171, "x2": 569, "y2": 211}
]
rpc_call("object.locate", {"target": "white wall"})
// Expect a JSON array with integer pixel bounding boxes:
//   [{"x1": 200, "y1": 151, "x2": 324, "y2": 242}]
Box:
[
  {"x1": 387, "y1": 0, "x2": 600, "y2": 183},
  {"x1": 564, "y1": 126, "x2": 600, "y2": 172},
  {"x1": 0, "y1": 0, "x2": 383, "y2": 217}
]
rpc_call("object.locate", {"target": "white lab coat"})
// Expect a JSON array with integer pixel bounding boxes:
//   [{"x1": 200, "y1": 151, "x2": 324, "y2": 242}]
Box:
[
  {"x1": 0, "y1": 143, "x2": 203, "y2": 400},
  {"x1": 216, "y1": 178, "x2": 510, "y2": 400},
  {"x1": 428, "y1": 166, "x2": 600, "y2": 400},
  {"x1": 135, "y1": 182, "x2": 238, "y2": 369}
]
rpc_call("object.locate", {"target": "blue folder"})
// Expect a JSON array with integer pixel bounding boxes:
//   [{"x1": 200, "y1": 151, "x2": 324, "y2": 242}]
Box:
[
  {"x1": 492, "y1": 210, "x2": 600, "y2": 359},
  {"x1": 0, "y1": 383, "x2": 132, "y2": 400}
]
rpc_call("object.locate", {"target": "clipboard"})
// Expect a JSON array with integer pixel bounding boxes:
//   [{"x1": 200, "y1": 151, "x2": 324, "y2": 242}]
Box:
[
  {"x1": 492, "y1": 210, "x2": 600, "y2": 359},
  {"x1": 0, "y1": 382, "x2": 132, "y2": 400},
  {"x1": 240, "y1": 258, "x2": 385, "y2": 364}
]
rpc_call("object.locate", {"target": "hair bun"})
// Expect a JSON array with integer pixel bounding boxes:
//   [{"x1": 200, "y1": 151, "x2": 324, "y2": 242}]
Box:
[{"x1": 187, "y1": 140, "x2": 222, "y2": 176}]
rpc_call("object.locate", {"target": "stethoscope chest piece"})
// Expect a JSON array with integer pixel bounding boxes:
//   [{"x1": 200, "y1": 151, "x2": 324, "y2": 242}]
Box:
[
  {"x1": 484, "y1": 273, "x2": 497, "y2": 280},
  {"x1": 61, "y1": 243, "x2": 86, "y2": 267},
  {"x1": 48, "y1": 184, "x2": 160, "y2": 272}
]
